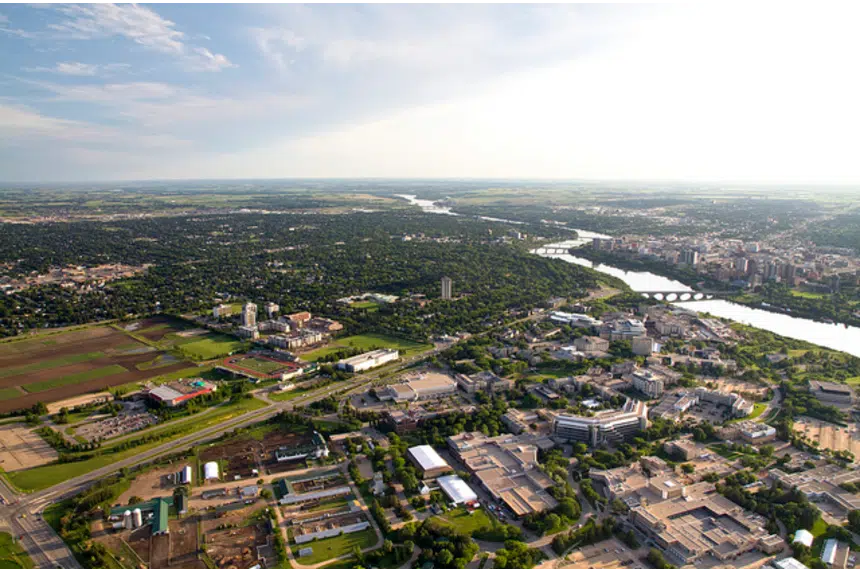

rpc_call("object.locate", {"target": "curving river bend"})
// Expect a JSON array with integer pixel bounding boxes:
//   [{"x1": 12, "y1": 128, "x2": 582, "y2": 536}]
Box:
[{"x1": 399, "y1": 194, "x2": 860, "y2": 358}]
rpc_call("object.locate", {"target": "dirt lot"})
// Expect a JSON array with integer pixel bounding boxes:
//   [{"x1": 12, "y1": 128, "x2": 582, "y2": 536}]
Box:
[
  {"x1": 0, "y1": 423, "x2": 58, "y2": 471},
  {"x1": 261, "y1": 430, "x2": 318, "y2": 474},
  {"x1": 713, "y1": 378, "x2": 770, "y2": 399},
  {"x1": 125, "y1": 316, "x2": 195, "y2": 344},
  {"x1": 200, "y1": 436, "x2": 263, "y2": 482},
  {"x1": 169, "y1": 517, "x2": 204, "y2": 568},
  {"x1": 795, "y1": 417, "x2": 860, "y2": 457},
  {"x1": 116, "y1": 460, "x2": 192, "y2": 506},
  {"x1": 200, "y1": 499, "x2": 270, "y2": 569},
  {"x1": 0, "y1": 326, "x2": 194, "y2": 413},
  {"x1": 540, "y1": 537, "x2": 642, "y2": 569},
  {"x1": 45, "y1": 392, "x2": 112, "y2": 414}
]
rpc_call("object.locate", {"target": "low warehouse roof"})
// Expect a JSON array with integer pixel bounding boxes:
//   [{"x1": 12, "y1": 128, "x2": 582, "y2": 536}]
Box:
[
  {"x1": 408, "y1": 445, "x2": 450, "y2": 472},
  {"x1": 437, "y1": 475, "x2": 478, "y2": 505}
]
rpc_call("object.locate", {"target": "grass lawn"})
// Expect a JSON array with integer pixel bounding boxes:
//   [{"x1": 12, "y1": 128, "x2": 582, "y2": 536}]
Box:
[
  {"x1": 791, "y1": 289, "x2": 831, "y2": 300},
  {"x1": 176, "y1": 334, "x2": 248, "y2": 360},
  {"x1": 269, "y1": 387, "x2": 310, "y2": 402},
  {"x1": 708, "y1": 444, "x2": 742, "y2": 461},
  {"x1": 810, "y1": 517, "x2": 828, "y2": 537},
  {"x1": 350, "y1": 301, "x2": 380, "y2": 310},
  {"x1": 431, "y1": 506, "x2": 493, "y2": 534},
  {"x1": 293, "y1": 527, "x2": 378, "y2": 565},
  {"x1": 845, "y1": 376, "x2": 860, "y2": 387},
  {"x1": 6, "y1": 397, "x2": 267, "y2": 492},
  {"x1": 0, "y1": 387, "x2": 24, "y2": 400},
  {"x1": 22, "y1": 364, "x2": 127, "y2": 394},
  {"x1": 0, "y1": 532, "x2": 34, "y2": 569},
  {"x1": 298, "y1": 334, "x2": 431, "y2": 362},
  {"x1": 726, "y1": 402, "x2": 768, "y2": 423},
  {"x1": 0, "y1": 351, "x2": 104, "y2": 379}
]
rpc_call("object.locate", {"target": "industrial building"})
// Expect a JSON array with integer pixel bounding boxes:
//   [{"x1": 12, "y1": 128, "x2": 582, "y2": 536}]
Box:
[
  {"x1": 377, "y1": 371, "x2": 457, "y2": 402},
  {"x1": 274, "y1": 432, "x2": 329, "y2": 462},
  {"x1": 337, "y1": 349, "x2": 400, "y2": 372},
  {"x1": 406, "y1": 445, "x2": 452, "y2": 478},
  {"x1": 147, "y1": 379, "x2": 215, "y2": 407},
  {"x1": 447, "y1": 432, "x2": 558, "y2": 517},
  {"x1": 551, "y1": 399, "x2": 648, "y2": 446},
  {"x1": 629, "y1": 482, "x2": 770, "y2": 566},
  {"x1": 109, "y1": 497, "x2": 172, "y2": 536}
]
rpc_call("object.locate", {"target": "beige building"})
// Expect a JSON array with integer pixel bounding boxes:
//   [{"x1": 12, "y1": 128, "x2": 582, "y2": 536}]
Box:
[
  {"x1": 629, "y1": 482, "x2": 769, "y2": 566},
  {"x1": 377, "y1": 371, "x2": 457, "y2": 402},
  {"x1": 447, "y1": 432, "x2": 558, "y2": 517}
]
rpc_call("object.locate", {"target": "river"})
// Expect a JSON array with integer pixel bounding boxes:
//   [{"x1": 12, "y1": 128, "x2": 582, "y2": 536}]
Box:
[{"x1": 399, "y1": 194, "x2": 860, "y2": 358}]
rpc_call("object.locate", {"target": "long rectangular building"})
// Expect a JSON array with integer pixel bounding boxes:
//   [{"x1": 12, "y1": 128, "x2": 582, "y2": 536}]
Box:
[
  {"x1": 337, "y1": 349, "x2": 399, "y2": 372},
  {"x1": 551, "y1": 399, "x2": 648, "y2": 446}
]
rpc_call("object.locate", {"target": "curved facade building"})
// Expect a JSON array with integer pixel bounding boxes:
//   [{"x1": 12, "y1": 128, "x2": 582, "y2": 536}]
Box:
[{"x1": 551, "y1": 399, "x2": 648, "y2": 446}]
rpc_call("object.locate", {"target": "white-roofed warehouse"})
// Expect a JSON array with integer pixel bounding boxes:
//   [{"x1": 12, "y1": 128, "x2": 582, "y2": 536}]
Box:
[
  {"x1": 437, "y1": 475, "x2": 478, "y2": 505},
  {"x1": 203, "y1": 461, "x2": 220, "y2": 481},
  {"x1": 407, "y1": 445, "x2": 452, "y2": 478}
]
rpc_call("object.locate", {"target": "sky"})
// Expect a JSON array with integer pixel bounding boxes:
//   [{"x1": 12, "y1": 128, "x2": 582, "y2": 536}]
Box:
[{"x1": 1, "y1": 3, "x2": 860, "y2": 184}]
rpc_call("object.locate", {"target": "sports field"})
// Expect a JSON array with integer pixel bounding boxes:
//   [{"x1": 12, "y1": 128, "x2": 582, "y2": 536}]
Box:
[
  {"x1": 235, "y1": 356, "x2": 285, "y2": 374},
  {"x1": 176, "y1": 334, "x2": 249, "y2": 361},
  {"x1": 0, "y1": 325, "x2": 194, "y2": 413},
  {"x1": 299, "y1": 333, "x2": 431, "y2": 361}
]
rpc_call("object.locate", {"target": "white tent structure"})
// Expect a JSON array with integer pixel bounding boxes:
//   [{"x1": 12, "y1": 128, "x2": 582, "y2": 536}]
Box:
[
  {"x1": 407, "y1": 445, "x2": 451, "y2": 475},
  {"x1": 793, "y1": 529, "x2": 813, "y2": 548},
  {"x1": 203, "y1": 461, "x2": 220, "y2": 481},
  {"x1": 437, "y1": 475, "x2": 478, "y2": 505}
]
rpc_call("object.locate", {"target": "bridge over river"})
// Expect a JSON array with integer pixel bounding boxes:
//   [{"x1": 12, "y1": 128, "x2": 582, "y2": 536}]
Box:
[{"x1": 638, "y1": 290, "x2": 732, "y2": 301}]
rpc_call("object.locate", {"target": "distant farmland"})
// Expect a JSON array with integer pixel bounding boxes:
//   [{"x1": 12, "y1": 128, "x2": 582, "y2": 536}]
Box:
[{"x1": 0, "y1": 319, "x2": 206, "y2": 413}]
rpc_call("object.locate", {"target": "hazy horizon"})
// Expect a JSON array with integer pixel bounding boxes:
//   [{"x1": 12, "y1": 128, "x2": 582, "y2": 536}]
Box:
[{"x1": 3, "y1": 4, "x2": 860, "y2": 184}]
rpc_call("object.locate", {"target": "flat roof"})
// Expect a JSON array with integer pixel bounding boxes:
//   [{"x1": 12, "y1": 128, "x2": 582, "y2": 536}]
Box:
[
  {"x1": 437, "y1": 475, "x2": 478, "y2": 505},
  {"x1": 149, "y1": 385, "x2": 183, "y2": 401},
  {"x1": 408, "y1": 445, "x2": 450, "y2": 471}
]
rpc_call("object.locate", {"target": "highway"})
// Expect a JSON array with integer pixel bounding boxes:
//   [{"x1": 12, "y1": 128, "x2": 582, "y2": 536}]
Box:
[{"x1": 0, "y1": 344, "x2": 444, "y2": 569}]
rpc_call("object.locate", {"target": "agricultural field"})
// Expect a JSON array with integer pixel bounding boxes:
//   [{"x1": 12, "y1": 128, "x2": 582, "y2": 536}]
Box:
[
  {"x1": 0, "y1": 325, "x2": 194, "y2": 413},
  {"x1": 0, "y1": 532, "x2": 34, "y2": 569},
  {"x1": 175, "y1": 334, "x2": 249, "y2": 361},
  {"x1": 298, "y1": 333, "x2": 431, "y2": 362}
]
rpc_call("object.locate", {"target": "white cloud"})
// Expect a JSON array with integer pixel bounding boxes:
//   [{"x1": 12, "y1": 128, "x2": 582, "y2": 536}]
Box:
[
  {"x1": 25, "y1": 61, "x2": 130, "y2": 76},
  {"x1": 48, "y1": 4, "x2": 234, "y2": 72}
]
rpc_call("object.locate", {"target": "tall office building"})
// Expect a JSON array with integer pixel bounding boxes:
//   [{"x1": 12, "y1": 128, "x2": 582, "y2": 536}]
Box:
[
  {"x1": 441, "y1": 276, "x2": 453, "y2": 300},
  {"x1": 242, "y1": 302, "x2": 258, "y2": 328},
  {"x1": 679, "y1": 249, "x2": 699, "y2": 266}
]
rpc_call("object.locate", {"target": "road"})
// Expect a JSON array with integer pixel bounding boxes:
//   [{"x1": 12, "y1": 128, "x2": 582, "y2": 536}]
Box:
[
  {"x1": 0, "y1": 342, "x2": 448, "y2": 569},
  {"x1": 0, "y1": 310, "x2": 552, "y2": 568}
]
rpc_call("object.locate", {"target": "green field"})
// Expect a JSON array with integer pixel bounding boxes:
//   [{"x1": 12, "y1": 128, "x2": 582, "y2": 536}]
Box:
[
  {"x1": 236, "y1": 357, "x2": 285, "y2": 375},
  {"x1": 293, "y1": 527, "x2": 377, "y2": 565},
  {"x1": 6, "y1": 397, "x2": 267, "y2": 492},
  {"x1": 299, "y1": 334, "x2": 431, "y2": 362},
  {"x1": 431, "y1": 507, "x2": 493, "y2": 534},
  {"x1": 707, "y1": 444, "x2": 743, "y2": 461},
  {"x1": 726, "y1": 402, "x2": 768, "y2": 424},
  {"x1": 0, "y1": 532, "x2": 33, "y2": 569},
  {"x1": 0, "y1": 351, "x2": 105, "y2": 379},
  {"x1": 350, "y1": 300, "x2": 380, "y2": 310},
  {"x1": 176, "y1": 334, "x2": 248, "y2": 360},
  {"x1": 0, "y1": 388, "x2": 24, "y2": 400},
  {"x1": 791, "y1": 289, "x2": 831, "y2": 300},
  {"x1": 22, "y1": 364, "x2": 127, "y2": 394}
]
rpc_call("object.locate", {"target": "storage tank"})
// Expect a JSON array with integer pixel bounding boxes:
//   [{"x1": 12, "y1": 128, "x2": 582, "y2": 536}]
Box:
[
  {"x1": 132, "y1": 507, "x2": 143, "y2": 528},
  {"x1": 123, "y1": 510, "x2": 133, "y2": 529},
  {"x1": 181, "y1": 466, "x2": 192, "y2": 484}
]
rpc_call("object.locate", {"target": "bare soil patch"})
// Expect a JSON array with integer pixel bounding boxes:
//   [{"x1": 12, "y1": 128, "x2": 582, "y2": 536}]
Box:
[{"x1": 0, "y1": 423, "x2": 58, "y2": 471}]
